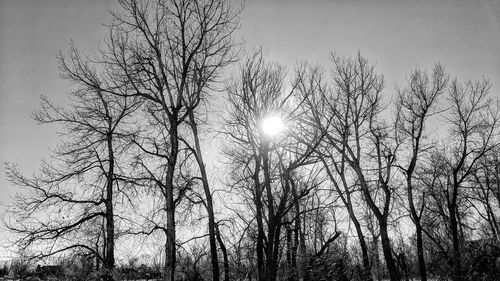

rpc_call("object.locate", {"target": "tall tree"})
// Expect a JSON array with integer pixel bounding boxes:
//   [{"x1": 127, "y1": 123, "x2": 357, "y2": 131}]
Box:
[
  {"x1": 395, "y1": 63, "x2": 449, "y2": 281},
  {"x1": 417, "y1": 79, "x2": 499, "y2": 280},
  {"x1": 223, "y1": 50, "x2": 324, "y2": 281},
  {"x1": 441, "y1": 78, "x2": 499, "y2": 281},
  {"x1": 471, "y1": 148, "x2": 500, "y2": 240},
  {"x1": 298, "y1": 61, "x2": 375, "y2": 281},
  {"x1": 103, "y1": 0, "x2": 238, "y2": 280},
  {"x1": 6, "y1": 44, "x2": 138, "y2": 281},
  {"x1": 308, "y1": 52, "x2": 402, "y2": 281},
  {"x1": 302, "y1": 64, "x2": 374, "y2": 281}
]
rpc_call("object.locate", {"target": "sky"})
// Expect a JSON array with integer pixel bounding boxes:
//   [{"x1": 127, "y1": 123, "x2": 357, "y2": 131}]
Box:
[{"x1": 0, "y1": 0, "x2": 499, "y2": 258}]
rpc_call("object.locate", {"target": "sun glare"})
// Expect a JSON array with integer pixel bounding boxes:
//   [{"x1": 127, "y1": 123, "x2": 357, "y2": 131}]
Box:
[{"x1": 262, "y1": 115, "x2": 284, "y2": 137}]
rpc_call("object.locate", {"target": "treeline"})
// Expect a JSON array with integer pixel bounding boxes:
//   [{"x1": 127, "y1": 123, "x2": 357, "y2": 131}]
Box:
[{"x1": 4, "y1": 1, "x2": 500, "y2": 281}]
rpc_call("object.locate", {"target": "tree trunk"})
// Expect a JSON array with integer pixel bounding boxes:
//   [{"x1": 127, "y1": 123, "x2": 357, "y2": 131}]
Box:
[
  {"x1": 163, "y1": 199, "x2": 176, "y2": 281},
  {"x1": 286, "y1": 223, "x2": 292, "y2": 266},
  {"x1": 189, "y1": 114, "x2": 220, "y2": 281},
  {"x1": 206, "y1": 200, "x2": 220, "y2": 281},
  {"x1": 104, "y1": 134, "x2": 115, "y2": 281},
  {"x1": 164, "y1": 124, "x2": 179, "y2": 281},
  {"x1": 351, "y1": 208, "x2": 373, "y2": 281},
  {"x1": 264, "y1": 213, "x2": 278, "y2": 281},
  {"x1": 415, "y1": 221, "x2": 427, "y2": 281},
  {"x1": 291, "y1": 180, "x2": 303, "y2": 280},
  {"x1": 253, "y1": 157, "x2": 265, "y2": 281},
  {"x1": 262, "y1": 142, "x2": 278, "y2": 281},
  {"x1": 407, "y1": 177, "x2": 427, "y2": 281},
  {"x1": 449, "y1": 171, "x2": 462, "y2": 281},
  {"x1": 380, "y1": 221, "x2": 400, "y2": 281},
  {"x1": 449, "y1": 203, "x2": 462, "y2": 281},
  {"x1": 371, "y1": 235, "x2": 381, "y2": 281},
  {"x1": 216, "y1": 224, "x2": 230, "y2": 281},
  {"x1": 291, "y1": 180, "x2": 302, "y2": 281},
  {"x1": 269, "y1": 215, "x2": 283, "y2": 281},
  {"x1": 165, "y1": 200, "x2": 176, "y2": 281},
  {"x1": 255, "y1": 200, "x2": 265, "y2": 281}
]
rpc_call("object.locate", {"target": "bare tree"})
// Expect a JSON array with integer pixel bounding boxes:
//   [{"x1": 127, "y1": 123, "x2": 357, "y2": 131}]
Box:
[
  {"x1": 307, "y1": 52, "x2": 403, "y2": 281},
  {"x1": 101, "y1": 0, "x2": 239, "y2": 280},
  {"x1": 440, "y1": 78, "x2": 499, "y2": 281},
  {"x1": 395, "y1": 63, "x2": 449, "y2": 281},
  {"x1": 471, "y1": 148, "x2": 500, "y2": 240},
  {"x1": 222, "y1": 49, "x2": 326, "y2": 281},
  {"x1": 416, "y1": 79, "x2": 499, "y2": 280},
  {"x1": 223, "y1": 50, "x2": 284, "y2": 281},
  {"x1": 299, "y1": 61, "x2": 375, "y2": 281},
  {"x1": 5, "y1": 44, "x2": 138, "y2": 281}
]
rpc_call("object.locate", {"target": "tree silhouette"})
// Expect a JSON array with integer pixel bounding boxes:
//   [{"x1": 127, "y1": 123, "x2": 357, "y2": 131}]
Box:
[{"x1": 6, "y1": 43, "x2": 139, "y2": 281}]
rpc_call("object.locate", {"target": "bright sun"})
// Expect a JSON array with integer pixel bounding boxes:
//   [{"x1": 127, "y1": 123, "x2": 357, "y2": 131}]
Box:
[{"x1": 262, "y1": 115, "x2": 284, "y2": 137}]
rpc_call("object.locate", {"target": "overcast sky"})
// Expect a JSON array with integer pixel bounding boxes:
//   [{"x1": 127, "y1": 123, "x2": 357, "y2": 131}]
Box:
[{"x1": 1, "y1": 0, "x2": 499, "y2": 257}]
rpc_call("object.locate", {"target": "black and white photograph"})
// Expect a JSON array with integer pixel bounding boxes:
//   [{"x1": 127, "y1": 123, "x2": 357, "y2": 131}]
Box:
[{"x1": 1, "y1": 0, "x2": 499, "y2": 280}]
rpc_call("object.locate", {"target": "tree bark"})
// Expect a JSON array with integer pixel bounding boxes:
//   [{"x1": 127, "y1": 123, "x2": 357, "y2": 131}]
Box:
[
  {"x1": 291, "y1": 183, "x2": 300, "y2": 281},
  {"x1": 380, "y1": 221, "x2": 400, "y2": 281},
  {"x1": 353, "y1": 215, "x2": 373, "y2": 281},
  {"x1": 164, "y1": 124, "x2": 179, "y2": 281},
  {"x1": 104, "y1": 133, "x2": 115, "y2": 281},
  {"x1": 262, "y1": 142, "x2": 278, "y2": 281},
  {"x1": 253, "y1": 156, "x2": 265, "y2": 281},
  {"x1": 216, "y1": 224, "x2": 230, "y2": 281},
  {"x1": 189, "y1": 113, "x2": 220, "y2": 281},
  {"x1": 449, "y1": 200, "x2": 462, "y2": 281},
  {"x1": 407, "y1": 177, "x2": 427, "y2": 281},
  {"x1": 415, "y1": 222, "x2": 426, "y2": 281}
]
